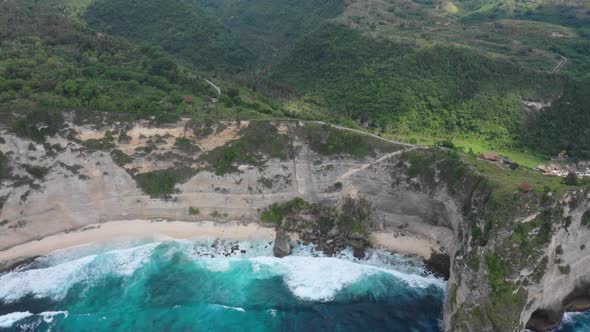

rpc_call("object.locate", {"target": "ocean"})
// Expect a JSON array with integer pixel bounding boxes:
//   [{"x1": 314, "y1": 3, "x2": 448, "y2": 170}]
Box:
[
  {"x1": 0, "y1": 239, "x2": 586, "y2": 332},
  {"x1": 555, "y1": 312, "x2": 590, "y2": 332},
  {"x1": 0, "y1": 239, "x2": 445, "y2": 332}
]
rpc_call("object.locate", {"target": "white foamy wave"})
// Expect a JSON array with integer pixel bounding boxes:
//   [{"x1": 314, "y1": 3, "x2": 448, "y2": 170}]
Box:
[
  {"x1": 250, "y1": 256, "x2": 442, "y2": 302},
  {"x1": 561, "y1": 311, "x2": 584, "y2": 324},
  {"x1": 0, "y1": 255, "x2": 95, "y2": 303},
  {"x1": 213, "y1": 304, "x2": 246, "y2": 312},
  {"x1": 102, "y1": 243, "x2": 158, "y2": 276},
  {"x1": 292, "y1": 244, "x2": 430, "y2": 277},
  {"x1": 198, "y1": 259, "x2": 232, "y2": 272},
  {"x1": 0, "y1": 311, "x2": 33, "y2": 328},
  {"x1": 39, "y1": 311, "x2": 68, "y2": 323},
  {"x1": 0, "y1": 243, "x2": 158, "y2": 303}
]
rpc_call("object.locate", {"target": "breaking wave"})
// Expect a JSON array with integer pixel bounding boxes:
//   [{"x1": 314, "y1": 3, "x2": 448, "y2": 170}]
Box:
[{"x1": 0, "y1": 239, "x2": 445, "y2": 331}]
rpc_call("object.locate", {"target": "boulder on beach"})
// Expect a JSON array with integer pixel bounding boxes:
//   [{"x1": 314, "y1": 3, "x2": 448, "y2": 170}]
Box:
[{"x1": 273, "y1": 229, "x2": 291, "y2": 258}]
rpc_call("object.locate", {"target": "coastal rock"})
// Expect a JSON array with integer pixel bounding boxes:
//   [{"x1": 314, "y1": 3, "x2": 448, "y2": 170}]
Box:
[
  {"x1": 424, "y1": 251, "x2": 451, "y2": 280},
  {"x1": 273, "y1": 229, "x2": 291, "y2": 258}
]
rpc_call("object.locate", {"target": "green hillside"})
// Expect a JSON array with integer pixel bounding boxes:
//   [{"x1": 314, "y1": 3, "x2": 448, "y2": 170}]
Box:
[
  {"x1": 195, "y1": 0, "x2": 345, "y2": 64},
  {"x1": 0, "y1": 0, "x2": 279, "y2": 131},
  {"x1": 83, "y1": 0, "x2": 252, "y2": 71},
  {"x1": 5, "y1": 0, "x2": 590, "y2": 159},
  {"x1": 263, "y1": 0, "x2": 590, "y2": 159}
]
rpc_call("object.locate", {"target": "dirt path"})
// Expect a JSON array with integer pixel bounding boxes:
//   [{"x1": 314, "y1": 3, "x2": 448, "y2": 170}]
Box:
[
  {"x1": 203, "y1": 79, "x2": 221, "y2": 96},
  {"x1": 338, "y1": 147, "x2": 420, "y2": 181},
  {"x1": 552, "y1": 55, "x2": 567, "y2": 73},
  {"x1": 311, "y1": 121, "x2": 418, "y2": 148}
]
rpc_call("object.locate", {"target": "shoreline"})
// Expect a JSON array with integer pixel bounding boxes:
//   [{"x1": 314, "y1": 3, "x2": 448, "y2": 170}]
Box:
[
  {"x1": 0, "y1": 220, "x2": 276, "y2": 271},
  {"x1": 0, "y1": 220, "x2": 438, "y2": 272},
  {"x1": 371, "y1": 231, "x2": 439, "y2": 259}
]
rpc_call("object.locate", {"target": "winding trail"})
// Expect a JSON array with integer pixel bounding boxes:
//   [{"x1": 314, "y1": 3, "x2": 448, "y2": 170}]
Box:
[
  {"x1": 307, "y1": 121, "x2": 423, "y2": 181},
  {"x1": 338, "y1": 147, "x2": 420, "y2": 181},
  {"x1": 203, "y1": 79, "x2": 221, "y2": 96},
  {"x1": 552, "y1": 55, "x2": 567, "y2": 73},
  {"x1": 311, "y1": 121, "x2": 418, "y2": 148}
]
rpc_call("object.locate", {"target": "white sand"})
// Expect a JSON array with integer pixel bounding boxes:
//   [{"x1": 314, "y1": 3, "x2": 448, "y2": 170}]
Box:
[
  {"x1": 0, "y1": 220, "x2": 276, "y2": 266},
  {"x1": 371, "y1": 231, "x2": 437, "y2": 259},
  {"x1": 0, "y1": 220, "x2": 437, "y2": 269}
]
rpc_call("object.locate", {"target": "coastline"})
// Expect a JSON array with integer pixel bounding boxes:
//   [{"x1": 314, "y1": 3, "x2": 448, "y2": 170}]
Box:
[
  {"x1": 0, "y1": 220, "x2": 276, "y2": 271},
  {"x1": 0, "y1": 220, "x2": 438, "y2": 272},
  {"x1": 371, "y1": 231, "x2": 439, "y2": 259}
]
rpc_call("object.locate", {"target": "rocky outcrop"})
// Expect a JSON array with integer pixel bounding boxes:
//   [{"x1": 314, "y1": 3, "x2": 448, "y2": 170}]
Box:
[{"x1": 273, "y1": 229, "x2": 291, "y2": 258}]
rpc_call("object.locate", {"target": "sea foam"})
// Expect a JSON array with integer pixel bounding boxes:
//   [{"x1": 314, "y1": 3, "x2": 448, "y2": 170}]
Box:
[
  {"x1": 40, "y1": 311, "x2": 68, "y2": 323},
  {"x1": 0, "y1": 239, "x2": 442, "y2": 305},
  {"x1": 0, "y1": 311, "x2": 33, "y2": 328},
  {"x1": 0, "y1": 243, "x2": 157, "y2": 303},
  {"x1": 250, "y1": 255, "x2": 443, "y2": 302}
]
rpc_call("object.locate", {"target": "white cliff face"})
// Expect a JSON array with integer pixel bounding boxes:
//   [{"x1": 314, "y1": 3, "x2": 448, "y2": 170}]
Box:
[
  {"x1": 0, "y1": 120, "x2": 457, "y2": 255},
  {"x1": 521, "y1": 191, "x2": 590, "y2": 330}
]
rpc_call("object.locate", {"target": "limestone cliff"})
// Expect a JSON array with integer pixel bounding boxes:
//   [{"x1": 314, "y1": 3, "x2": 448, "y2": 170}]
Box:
[{"x1": 0, "y1": 116, "x2": 588, "y2": 331}]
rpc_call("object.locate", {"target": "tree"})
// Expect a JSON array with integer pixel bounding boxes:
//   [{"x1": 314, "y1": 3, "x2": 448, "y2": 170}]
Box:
[
  {"x1": 57, "y1": 80, "x2": 79, "y2": 96},
  {"x1": 564, "y1": 172, "x2": 578, "y2": 186}
]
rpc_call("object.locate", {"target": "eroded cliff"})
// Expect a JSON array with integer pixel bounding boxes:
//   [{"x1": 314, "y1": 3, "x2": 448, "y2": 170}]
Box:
[{"x1": 0, "y1": 115, "x2": 588, "y2": 331}]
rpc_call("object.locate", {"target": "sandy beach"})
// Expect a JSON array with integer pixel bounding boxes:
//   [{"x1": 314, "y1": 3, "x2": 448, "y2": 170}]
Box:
[
  {"x1": 0, "y1": 220, "x2": 277, "y2": 269},
  {"x1": 371, "y1": 232, "x2": 438, "y2": 259},
  {"x1": 0, "y1": 219, "x2": 438, "y2": 271}
]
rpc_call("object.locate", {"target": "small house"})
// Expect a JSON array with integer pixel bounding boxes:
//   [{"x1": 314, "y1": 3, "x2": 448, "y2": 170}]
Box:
[{"x1": 480, "y1": 152, "x2": 500, "y2": 162}]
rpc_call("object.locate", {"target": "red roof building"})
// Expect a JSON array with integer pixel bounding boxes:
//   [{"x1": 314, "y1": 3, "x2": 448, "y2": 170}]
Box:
[
  {"x1": 520, "y1": 183, "x2": 532, "y2": 193},
  {"x1": 480, "y1": 152, "x2": 500, "y2": 162}
]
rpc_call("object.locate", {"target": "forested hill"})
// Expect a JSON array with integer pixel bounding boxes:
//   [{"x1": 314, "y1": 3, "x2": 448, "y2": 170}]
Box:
[
  {"x1": 83, "y1": 0, "x2": 252, "y2": 72},
  {"x1": 4, "y1": 0, "x2": 590, "y2": 160},
  {"x1": 194, "y1": 0, "x2": 345, "y2": 64},
  {"x1": 0, "y1": 0, "x2": 281, "y2": 131}
]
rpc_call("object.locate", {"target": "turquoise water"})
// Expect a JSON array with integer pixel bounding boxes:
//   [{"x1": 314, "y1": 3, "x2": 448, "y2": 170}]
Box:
[
  {"x1": 1, "y1": 239, "x2": 587, "y2": 331},
  {"x1": 555, "y1": 312, "x2": 590, "y2": 332},
  {"x1": 0, "y1": 239, "x2": 445, "y2": 331}
]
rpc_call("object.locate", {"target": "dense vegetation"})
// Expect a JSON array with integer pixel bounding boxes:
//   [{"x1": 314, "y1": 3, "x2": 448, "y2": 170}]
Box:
[
  {"x1": 85, "y1": 0, "x2": 252, "y2": 71},
  {"x1": 2, "y1": 0, "x2": 589, "y2": 161},
  {"x1": 523, "y1": 78, "x2": 590, "y2": 159},
  {"x1": 298, "y1": 123, "x2": 400, "y2": 159},
  {"x1": 196, "y1": 0, "x2": 344, "y2": 64},
  {"x1": 272, "y1": 23, "x2": 559, "y2": 146},
  {"x1": 0, "y1": 1, "x2": 221, "y2": 125},
  {"x1": 0, "y1": 0, "x2": 288, "y2": 133},
  {"x1": 260, "y1": 198, "x2": 310, "y2": 225}
]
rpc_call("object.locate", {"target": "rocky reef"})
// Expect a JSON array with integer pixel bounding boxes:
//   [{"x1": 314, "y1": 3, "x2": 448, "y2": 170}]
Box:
[{"x1": 0, "y1": 114, "x2": 588, "y2": 331}]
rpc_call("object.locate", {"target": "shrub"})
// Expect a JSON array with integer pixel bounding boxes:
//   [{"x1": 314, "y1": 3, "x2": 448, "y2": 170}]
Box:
[
  {"x1": 110, "y1": 149, "x2": 133, "y2": 166},
  {"x1": 435, "y1": 140, "x2": 455, "y2": 149},
  {"x1": 558, "y1": 265, "x2": 571, "y2": 274},
  {"x1": 134, "y1": 169, "x2": 179, "y2": 197},
  {"x1": 260, "y1": 198, "x2": 309, "y2": 225},
  {"x1": 189, "y1": 207, "x2": 200, "y2": 215},
  {"x1": 25, "y1": 165, "x2": 49, "y2": 179},
  {"x1": 564, "y1": 172, "x2": 578, "y2": 186}
]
